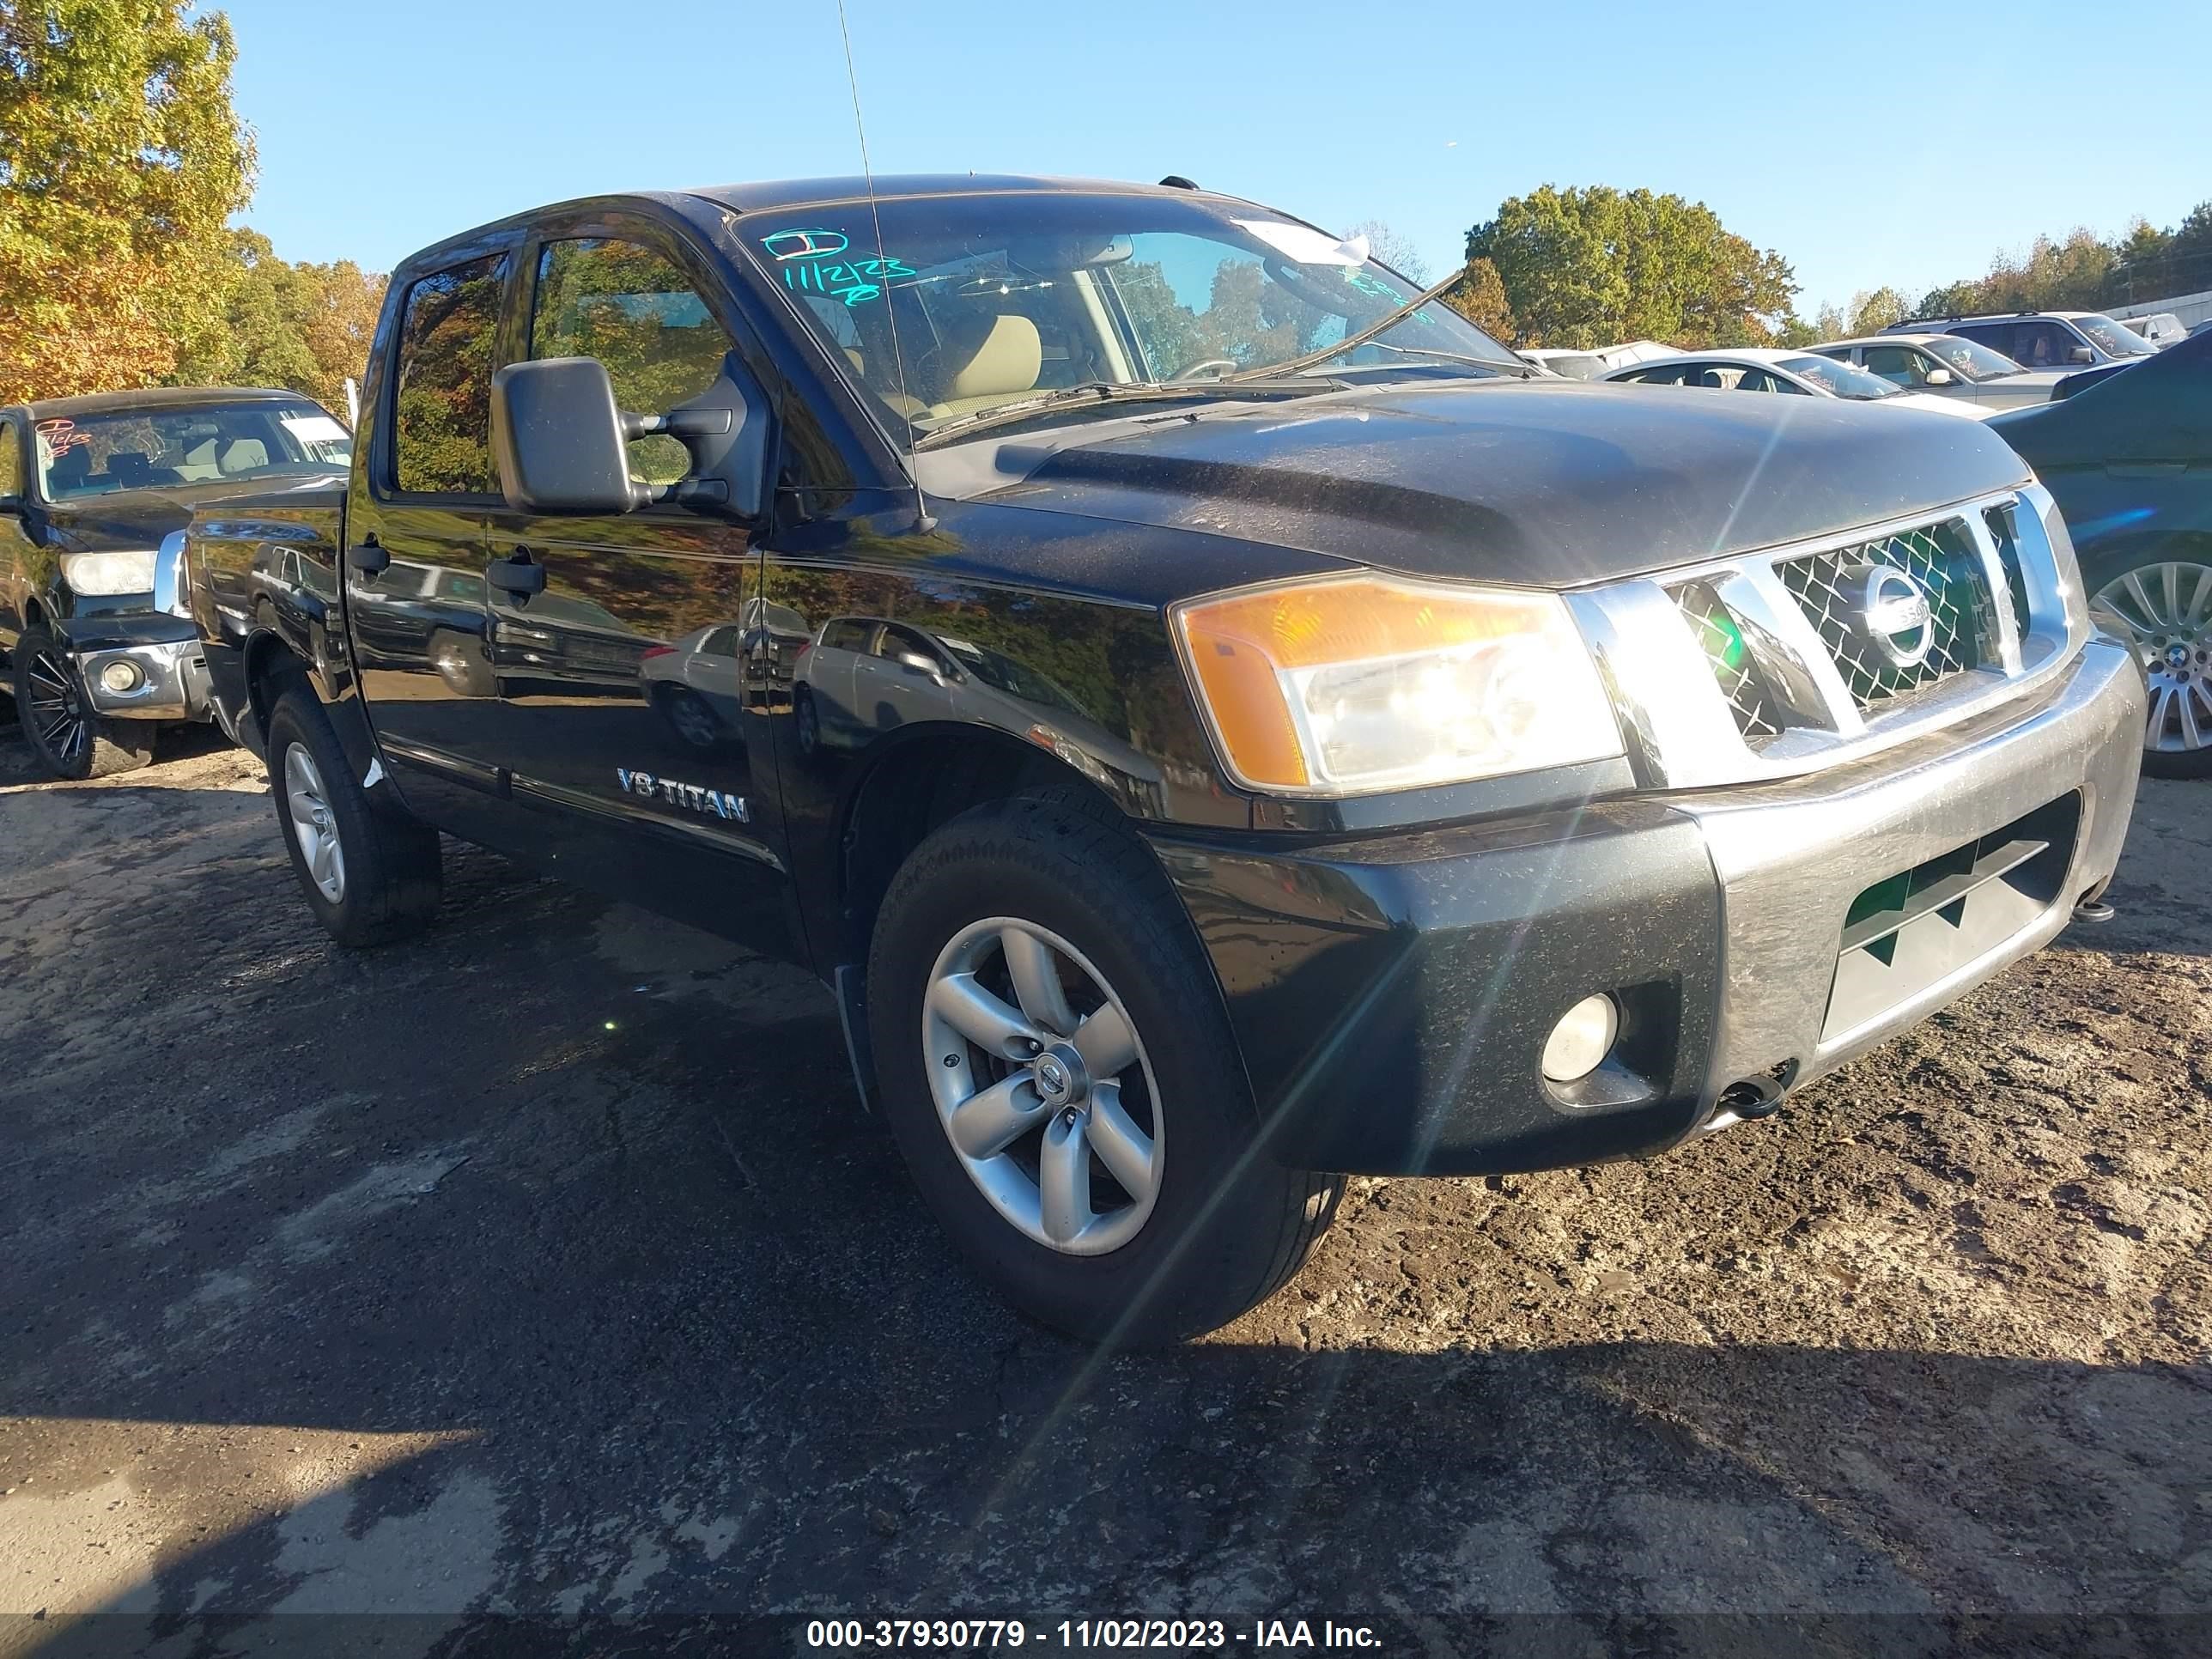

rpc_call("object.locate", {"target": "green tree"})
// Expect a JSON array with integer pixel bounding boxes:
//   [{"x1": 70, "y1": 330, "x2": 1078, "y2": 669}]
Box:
[
  {"x1": 1467, "y1": 185, "x2": 1797, "y2": 349},
  {"x1": 190, "y1": 229, "x2": 384, "y2": 411},
  {"x1": 1846, "y1": 286, "x2": 1911, "y2": 336},
  {"x1": 0, "y1": 0, "x2": 254, "y2": 403}
]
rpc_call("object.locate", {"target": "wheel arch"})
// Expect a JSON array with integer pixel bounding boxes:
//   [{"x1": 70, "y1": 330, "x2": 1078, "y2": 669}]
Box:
[{"x1": 833, "y1": 723, "x2": 1129, "y2": 972}]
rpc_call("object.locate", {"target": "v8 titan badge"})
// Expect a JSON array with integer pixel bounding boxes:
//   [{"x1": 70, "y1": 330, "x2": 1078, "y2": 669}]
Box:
[{"x1": 617, "y1": 769, "x2": 750, "y2": 823}]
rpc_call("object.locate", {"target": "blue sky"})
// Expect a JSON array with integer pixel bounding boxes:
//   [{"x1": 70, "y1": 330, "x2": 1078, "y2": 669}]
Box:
[{"x1": 222, "y1": 0, "x2": 2206, "y2": 315}]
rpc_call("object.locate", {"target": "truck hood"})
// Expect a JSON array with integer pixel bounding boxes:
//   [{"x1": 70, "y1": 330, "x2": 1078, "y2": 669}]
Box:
[
  {"x1": 37, "y1": 471, "x2": 349, "y2": 553},
  {"x1": 951, "y1": 380, "x2": 2032, "y2": 588}
]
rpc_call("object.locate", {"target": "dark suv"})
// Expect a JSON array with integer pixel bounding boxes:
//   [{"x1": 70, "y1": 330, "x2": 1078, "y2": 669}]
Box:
[{"x1": 172, "y1": 177, "x2": 2143, "y2": 1341}]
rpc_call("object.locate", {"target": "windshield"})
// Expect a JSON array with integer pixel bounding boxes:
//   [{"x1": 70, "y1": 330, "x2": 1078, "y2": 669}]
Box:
[
  {"x1": 1780, "y1": 356, "x2": 1901, "y2": 399},
  {"x1": 738, "y1": 193, "x2": 1520, "y2": 442},
  {"x1": 32, "y1": 400, "x2": 349, "y2": 501},
  {"x1": 1920, "y1": 335, "x2": 2024, "y2": 381},
  {"x1": 2071, "y1": 313, "x2": 2156, "y2": 358}
]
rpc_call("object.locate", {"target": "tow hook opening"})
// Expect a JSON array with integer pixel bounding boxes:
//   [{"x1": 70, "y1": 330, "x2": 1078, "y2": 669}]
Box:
[
  {"x1": 1718, "y1": 1060, "x2": 1796, "y2": 1121},
  {"x1": 2073, "y1": 882, "x2": 2116, "y2": 926}
]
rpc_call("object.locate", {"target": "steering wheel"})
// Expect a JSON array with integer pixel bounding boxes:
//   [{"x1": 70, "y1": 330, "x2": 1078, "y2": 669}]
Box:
[{"x1": 1168, "y1": 358, "x2": 1240, "y2": 382}]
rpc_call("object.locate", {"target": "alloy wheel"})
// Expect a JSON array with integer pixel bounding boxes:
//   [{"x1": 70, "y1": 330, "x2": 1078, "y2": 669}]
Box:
[
  {"x1": 921, "y1": 917, "x2": 1163, "y2": 1255},
  {"x1": 2093, "y1": 561, "x2": 2212, "y2": 754},
  {"x1": 25, "y1": 647, "x2": 89, "y2": 769},
  {"x1": 283, "y1": 744, "x2": 347, "y2": 903}
]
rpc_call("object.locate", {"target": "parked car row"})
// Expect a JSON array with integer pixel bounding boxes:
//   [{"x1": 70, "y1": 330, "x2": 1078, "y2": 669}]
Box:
[{"x1": 0, "y1": 174, "x2": 2183, "y2": 1344}]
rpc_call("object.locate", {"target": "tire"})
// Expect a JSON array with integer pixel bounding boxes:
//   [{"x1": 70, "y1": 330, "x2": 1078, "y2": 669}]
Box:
[
  {"x1": 428, "y1": 628, "x2": 496, "y2": 699},
  {"x1": 867, "y1": 793, "x2": 1344, "y2": 1345},
  {"x1": 654, "y1": 684, "x2": 725, "y2": 750},
  {"x1": 10, "y1": 625, "x2": 154, "y2": 780},
  {"x1": 2084, "y1": 545, "x2": 2212, "y2": 779},
  {"x1": 264, "y1": 687, "x2": 443, "y2": 945}
]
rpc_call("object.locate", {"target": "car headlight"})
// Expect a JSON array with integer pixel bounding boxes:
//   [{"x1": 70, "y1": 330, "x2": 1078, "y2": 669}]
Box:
[
  {"x1": 1172, "y1": 573, "x2": 1624, "y2": 796},
  {"x1": 61, "y1": 550, "x2": 159, "y2": 596}
]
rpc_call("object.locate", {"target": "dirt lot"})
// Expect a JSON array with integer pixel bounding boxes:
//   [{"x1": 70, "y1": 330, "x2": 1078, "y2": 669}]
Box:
[{"x1": 2, "y1": 713, "x2": 2208, "y2": 1658}]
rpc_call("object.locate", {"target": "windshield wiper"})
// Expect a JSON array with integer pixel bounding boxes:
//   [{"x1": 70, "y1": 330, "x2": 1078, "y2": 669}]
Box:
[
  {"x1": 911, "y1": 379, "x2": 1330, "y2": 451},
  {"x1": 1220, "y1": 268, "x2": 1533, "y2": 386}
]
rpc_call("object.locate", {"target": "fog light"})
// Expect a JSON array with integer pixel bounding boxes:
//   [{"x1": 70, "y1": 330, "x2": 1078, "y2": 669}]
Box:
[
  {"x1": 1541, "y1": 994, "x2": 1620, "y2": 1083},
  {"x1": 100, "y1": 659, "x2": 143, "y2": 694}
]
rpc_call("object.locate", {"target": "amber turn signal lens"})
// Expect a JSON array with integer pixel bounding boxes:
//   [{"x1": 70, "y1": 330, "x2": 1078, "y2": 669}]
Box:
[{"x1": 1173, "y1": 574, "x2": 1622, "y2": 797}]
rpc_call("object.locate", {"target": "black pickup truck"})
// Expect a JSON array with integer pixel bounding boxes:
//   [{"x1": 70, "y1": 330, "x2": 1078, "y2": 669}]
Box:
[
  {"x1": 1, "y1": 386, "x2": 352, "y2": 777},
  {"x1": 173, "y1": 176, "x2": 2144, "y2": 1341}
]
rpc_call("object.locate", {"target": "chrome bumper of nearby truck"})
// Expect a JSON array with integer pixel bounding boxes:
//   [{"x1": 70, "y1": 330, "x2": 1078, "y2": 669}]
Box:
[
  {"x1": 1678, "y1": 633, "x2": 2143, "y2": 1114},
  {"x1": 76, "y1": 638, "x2": 211, "y2": 720}
]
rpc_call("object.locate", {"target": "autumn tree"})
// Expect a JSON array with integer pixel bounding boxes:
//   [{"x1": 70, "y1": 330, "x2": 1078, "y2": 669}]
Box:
[
  {"x1": 1466, "y1": 185, "x2": 1796, "y2": 349},
  {"x1": 1439, "y1": 257, "x2": 1515, "y2": 343},
  {"x1": 0, "y1": 0, "x2": 255, "y2": 403},
  {"x1": 190, "y1": 229, "x2": 384, "y2": 412}
]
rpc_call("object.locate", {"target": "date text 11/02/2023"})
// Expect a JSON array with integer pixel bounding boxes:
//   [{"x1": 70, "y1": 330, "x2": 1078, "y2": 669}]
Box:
[
  {"x1": 802, "y1": 1618, "x2": 1385, "y2": 1649},
  {"x1": 759, "y1": 226, "x2": 915, "y2": 307}
]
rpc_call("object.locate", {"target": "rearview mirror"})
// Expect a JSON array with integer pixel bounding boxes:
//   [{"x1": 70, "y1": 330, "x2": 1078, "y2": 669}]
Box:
[
  {"x1": 2070, "y1": 346, "x2": 2095, "y2": 364},
  {"x1": 1923, "y1": 368, "x2": 1954, "y2": 386},
  {"x1": 490, "y1": 358, "x2": 646, "y2": 515}
]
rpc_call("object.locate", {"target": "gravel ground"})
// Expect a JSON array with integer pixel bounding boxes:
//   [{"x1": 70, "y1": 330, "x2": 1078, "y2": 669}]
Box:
[{"x1": 1, "y1": 714, "x2": 2207, "y2": 1658}]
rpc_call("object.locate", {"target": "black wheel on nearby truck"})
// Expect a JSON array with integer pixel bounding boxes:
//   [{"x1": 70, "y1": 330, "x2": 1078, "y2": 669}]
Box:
[
  {"x1": 264, "y1": 688, "x2": 443, "y2": 946},
  {"x1": 867, "y1": 793, "x2": 1345, "y2": 1345},
  {"x1": 10, "y1": 624, "x2": 154, "y2": 780}
]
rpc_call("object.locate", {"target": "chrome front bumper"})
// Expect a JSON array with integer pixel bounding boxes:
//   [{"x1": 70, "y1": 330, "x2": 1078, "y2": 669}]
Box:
[
  {"x1": 1675, "y1": 634, "x2": 2144, "y2": 1112},
  {"x1": 76, "y1": 637, "x2": 211, "y2": 721}
]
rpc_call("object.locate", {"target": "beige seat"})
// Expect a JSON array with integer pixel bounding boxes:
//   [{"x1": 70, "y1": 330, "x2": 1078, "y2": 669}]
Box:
[
  {"x1": 927, "y1": 315, "x2": 1042, "y2": 418},
  {"x1": 219, "y1": 439, "x2": 268, "y2": 474}
]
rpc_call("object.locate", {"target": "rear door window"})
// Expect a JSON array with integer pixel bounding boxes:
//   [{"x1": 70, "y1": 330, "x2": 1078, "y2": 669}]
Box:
[
  {"x1": 0, "y1": 420, "x2": 19, "y2": 500},
  {"x1": 1951, "y1": 323, "x2": 2015, "y2": 359},
  {"x1": 390, "y1": 253, "x2": 510, "y2": 496}
]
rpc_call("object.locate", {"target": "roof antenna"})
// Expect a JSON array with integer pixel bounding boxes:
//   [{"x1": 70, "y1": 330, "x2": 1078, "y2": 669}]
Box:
[{"x1": 836, "y1": 0, "x2": 934, "y2": 533}]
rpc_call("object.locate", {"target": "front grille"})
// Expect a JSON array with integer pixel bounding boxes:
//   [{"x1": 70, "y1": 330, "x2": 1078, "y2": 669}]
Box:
[
  {"x1": 1983, "y1": 503, "x2": 2033, "y2": 643},
  {"x1": 1674, "y1": 580, "x2": 1781, "y2": 741},
  {"x1": 1777, "y1": 520, "x2": 1993, "y2": 710}
]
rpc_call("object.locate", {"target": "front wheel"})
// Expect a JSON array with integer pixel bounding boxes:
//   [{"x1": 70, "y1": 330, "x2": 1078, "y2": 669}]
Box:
[
  {"x1": 264, "y1": 687, "x2": 443, "y2": 945},
  {"x1": 867, "y1": 795, "x2": 1344, "y2": 1344},
  {"x1": 2089, "y1": 551, "x2": 2212, "y2": 778},
  {"x1": 9, "y1": 625, "x2": 153, "y2": 780}
]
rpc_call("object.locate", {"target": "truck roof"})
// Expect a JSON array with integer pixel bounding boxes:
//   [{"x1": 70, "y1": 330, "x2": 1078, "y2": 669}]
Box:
[
  {"x1": 390, "y1": 177, "x2": 1255, "y2": 282},
  {"x1": 692, "y1": 173, "x2": 1224, "y2": 215},
  {"x1": 14, "y1": 386, "x2": 313, "y2": 421}
]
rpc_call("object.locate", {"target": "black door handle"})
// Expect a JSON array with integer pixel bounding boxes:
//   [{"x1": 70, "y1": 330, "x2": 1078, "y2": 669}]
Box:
[
  {"x1": 486, "y1": 554, "x2": 546, "y2": 599},
  {"x1": 347, "y1": 541, "x2": 389, "y2": 576}
]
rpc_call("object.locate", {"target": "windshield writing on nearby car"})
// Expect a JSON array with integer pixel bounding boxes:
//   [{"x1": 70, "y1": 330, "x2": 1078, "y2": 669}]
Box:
[
  {"x1": 1780, "y1": 356, "x2": 1901, "y2": 399},
  {"x1": 2071, "y1": 313, "x2": 2156, "y2": 357},
  {"x1": 33, "y1": 401, "x2": 350, "y2": 501},
  {"x1": 1922, "y1": 336, "x2": 2027, "y2": 381},
  {"x1": 742, "y1": 194, "x2": 1521, "y2": 443}
]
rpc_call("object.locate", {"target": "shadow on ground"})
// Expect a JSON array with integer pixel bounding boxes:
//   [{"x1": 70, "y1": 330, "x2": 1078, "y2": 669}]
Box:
[{"x1": 2, "y1": 731, "x2": 2209, "y2": 1657}]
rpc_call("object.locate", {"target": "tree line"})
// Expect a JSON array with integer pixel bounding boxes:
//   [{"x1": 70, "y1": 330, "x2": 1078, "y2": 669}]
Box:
[
  {"x1": 1, "y1": 3, "x2": 2202, "y2": 412},
  {"x1": 1, "y1": 0, "x2": 377, "y2": 412},
  {"x1": 1435, "y1": 185, "x2": 2211, "y2": 352}
]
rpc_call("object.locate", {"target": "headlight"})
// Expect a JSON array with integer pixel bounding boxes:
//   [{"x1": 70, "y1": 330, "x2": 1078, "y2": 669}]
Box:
[
  {"x1": 61, "y1": 550, "x2": 159, "y2": 596},
  {"x1": 1172, "y1": 574, "x2": 1623, "y2": 796}
]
